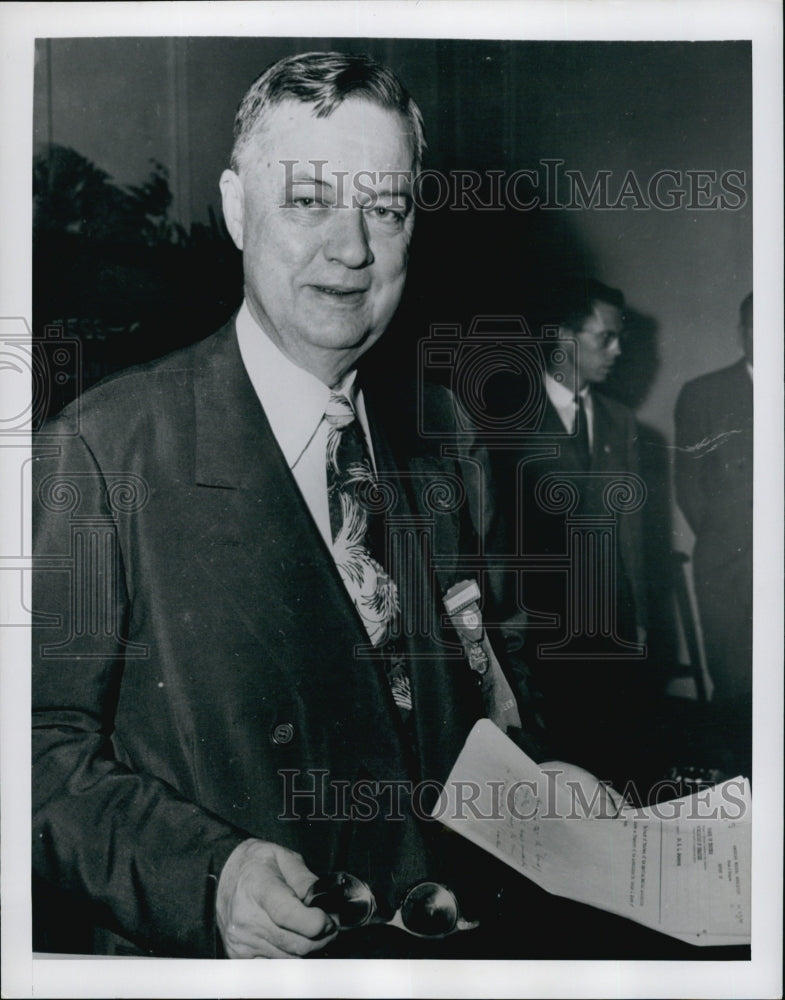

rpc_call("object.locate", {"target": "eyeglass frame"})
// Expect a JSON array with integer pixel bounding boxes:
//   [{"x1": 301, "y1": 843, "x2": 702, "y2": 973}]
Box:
[
  {"x1": 575, "y1": 324, "x2": 627, "y2": 349},
  {"x1": 304, "y1": 871, "x2": 479, "y2": 939}
]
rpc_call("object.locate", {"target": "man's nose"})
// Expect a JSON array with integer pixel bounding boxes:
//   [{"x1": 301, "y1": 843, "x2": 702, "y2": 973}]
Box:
[
  {"x1": 323, "y1": 207, "x2": 374, "y2": 268},
  {"x1": 607, "y1": 335, "x2": 622, "y2": 358}
]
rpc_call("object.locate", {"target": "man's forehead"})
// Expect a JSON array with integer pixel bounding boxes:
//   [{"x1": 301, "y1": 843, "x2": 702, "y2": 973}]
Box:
[
  {"x1": 251, "y1": 96, "x2": 415, "y2": 172},
  {"x1": 588, "y1": 300, "x2": 623, "y2": 330}
]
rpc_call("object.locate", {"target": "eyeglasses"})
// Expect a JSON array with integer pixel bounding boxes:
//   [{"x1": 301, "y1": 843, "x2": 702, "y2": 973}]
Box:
[
  {"x1": 304, "y1": 871, "x2": 479, "y2": 938},
  {"x1": 577, "y1": 328, "x2": 626, "y2": 349}
]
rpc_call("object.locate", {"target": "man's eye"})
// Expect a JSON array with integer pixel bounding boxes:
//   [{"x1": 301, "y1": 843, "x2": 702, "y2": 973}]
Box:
[
  {"x1": 370, "y1": 206, "x2": 405, "y2": 224},
  {"x1": 292, "y1": 196, "x2": 323, "y2": 208}
]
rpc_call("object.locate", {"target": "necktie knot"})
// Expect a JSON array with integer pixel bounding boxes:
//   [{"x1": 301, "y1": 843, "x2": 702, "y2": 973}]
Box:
[{"x1": 325, "y1": 392, "x2": 356, "y2": 430}]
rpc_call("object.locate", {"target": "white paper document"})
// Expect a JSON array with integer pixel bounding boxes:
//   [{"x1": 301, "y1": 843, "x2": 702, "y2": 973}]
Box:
[{"x1": 433, "y1": 719, "x2": 751, "y2": 946}]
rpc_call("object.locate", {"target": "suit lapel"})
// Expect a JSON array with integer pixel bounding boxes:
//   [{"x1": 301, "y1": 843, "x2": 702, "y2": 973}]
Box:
[
  {"x1": 729, "y1": 359, "x2": 753, "y2": 424},
  {"x1": 590, "y1": 391, "x2": 622, "y2": 470},
  {"x1": 192, "y1": 336, "x2": 479, "y2": 785},
  {"x1": 191, "y1": 325, "x2": 392, "y2": 716},
  {"x1": 540, "y1": 396, "x2": 585, "y2": 470}
]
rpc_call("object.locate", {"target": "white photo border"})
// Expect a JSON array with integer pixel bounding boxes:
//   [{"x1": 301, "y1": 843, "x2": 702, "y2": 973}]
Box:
[{"x1": 1, "y1": 2, "x2": 781, "y2": 998}]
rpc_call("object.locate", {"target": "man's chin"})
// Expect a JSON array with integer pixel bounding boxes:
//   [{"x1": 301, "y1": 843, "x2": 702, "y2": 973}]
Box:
[{"x1": 307, "y1": 323, "x2": 386, "y2": 357}]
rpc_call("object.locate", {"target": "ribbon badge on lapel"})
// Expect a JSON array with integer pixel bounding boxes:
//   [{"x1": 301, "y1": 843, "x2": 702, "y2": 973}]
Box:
[
  {"x1": 443, "y1": 580, "x2": 522, "y2": 733},
  {"x1": 443, "y1": 580, "x2": 489, "y2": 675}
]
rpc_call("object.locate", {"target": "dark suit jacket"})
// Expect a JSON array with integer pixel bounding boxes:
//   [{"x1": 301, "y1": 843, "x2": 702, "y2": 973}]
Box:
[
  {"x1": 494, "y1": 387, "x2": 647, "y2": 636},
  {"x1": 674, "y1": 358, "x2": 752, "y2": 702},
  {"x1": 31, "y1": 321, "x2": 509, "y2": 956},
  {"x1": 674, "y1": 358, "x2": 752, "y2": 583},
  {"x1": 487, "y1": 385, "x2": 648, "y2": 778}
]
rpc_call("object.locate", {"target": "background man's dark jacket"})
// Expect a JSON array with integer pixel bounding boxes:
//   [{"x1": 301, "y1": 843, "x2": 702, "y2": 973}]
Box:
[
  {"x1": 490, "y1": 388, "x2": 647, "y2": 775},
  {"x1": 675, "y1": 358, "x2": 752, "y2": 711}
]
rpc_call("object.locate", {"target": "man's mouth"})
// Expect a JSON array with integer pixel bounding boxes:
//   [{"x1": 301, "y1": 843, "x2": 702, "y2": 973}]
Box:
[{"x1": 312, "y1": 284, "x2": 368, "y2": 297}]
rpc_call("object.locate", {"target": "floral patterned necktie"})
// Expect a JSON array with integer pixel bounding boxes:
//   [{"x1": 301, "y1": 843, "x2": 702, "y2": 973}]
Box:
[{"x1": 324, "y1": 392, "x2": 412, "y2": 716}]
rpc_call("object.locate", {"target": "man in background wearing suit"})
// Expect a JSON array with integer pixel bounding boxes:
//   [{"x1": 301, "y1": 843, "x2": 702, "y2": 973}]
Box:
[
  {"x1": 493, "y1": 279, "x2": 649, "y2": 780},
  {"x1": 674, "y1": 292, "x2": 753, "y2": 775}
]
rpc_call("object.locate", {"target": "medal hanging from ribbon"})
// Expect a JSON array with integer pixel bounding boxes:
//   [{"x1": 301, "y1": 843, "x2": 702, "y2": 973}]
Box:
[{"x1": 443, "y1": 579, "x2": 522, "y2": 732}]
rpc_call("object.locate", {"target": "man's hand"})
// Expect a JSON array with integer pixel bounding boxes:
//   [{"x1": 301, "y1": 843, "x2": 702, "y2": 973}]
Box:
[{"x1": 216, "y1": 838, "x2": 338, "y2": 958}]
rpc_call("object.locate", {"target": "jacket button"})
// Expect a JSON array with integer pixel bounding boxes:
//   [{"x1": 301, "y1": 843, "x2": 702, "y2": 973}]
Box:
[{"x1": 271, "y1": 722, "x2": 295, "y2": 746}]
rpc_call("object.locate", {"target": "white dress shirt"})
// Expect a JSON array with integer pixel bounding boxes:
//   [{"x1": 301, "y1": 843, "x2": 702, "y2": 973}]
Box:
[
  {"x1": 544, "y1": 372, "x2": 594, "y2": 451},
  {"x1": 235, "y1": 300, "x2": 375, "y2": 547}
]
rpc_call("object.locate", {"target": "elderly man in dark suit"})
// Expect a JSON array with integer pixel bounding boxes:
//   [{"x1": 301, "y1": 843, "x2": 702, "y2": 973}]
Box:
[
  {"x1": 32, "y1": 50, "x2": 557, "y2": 961},
  {"x1": 492, "y1": 279, "x2": 649, "y2": 779},
  {"x1": 674, "y1": 292, "x2": 753, "y2": 773}
]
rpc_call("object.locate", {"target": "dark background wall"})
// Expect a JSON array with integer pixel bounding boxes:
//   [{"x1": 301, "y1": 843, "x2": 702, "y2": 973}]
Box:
[{"x1": 33, "y1": 36, "x2": 752, "y2": 567}]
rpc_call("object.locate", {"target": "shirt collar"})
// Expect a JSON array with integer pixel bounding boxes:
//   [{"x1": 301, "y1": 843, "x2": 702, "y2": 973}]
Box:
[
  {"x1": 544, "y1": 371, "x2": 590, "y2": 406},
  {"x1": 235, "y1": 300, "x2": 358, "y2": 469}
]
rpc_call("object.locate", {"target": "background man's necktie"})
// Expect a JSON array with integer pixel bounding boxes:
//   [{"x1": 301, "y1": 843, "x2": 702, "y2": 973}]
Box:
[
  {"x1": 324, "y1": 392, "x2": 412, "y2": 716},
  {"x1": 574, "y1": 392, "x2": 591, "y2": 468}
]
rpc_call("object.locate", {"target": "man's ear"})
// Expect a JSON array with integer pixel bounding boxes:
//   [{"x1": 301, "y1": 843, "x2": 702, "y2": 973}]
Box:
[{"x1": 220, "y1": 169, "x2": 244, "y2": 250}]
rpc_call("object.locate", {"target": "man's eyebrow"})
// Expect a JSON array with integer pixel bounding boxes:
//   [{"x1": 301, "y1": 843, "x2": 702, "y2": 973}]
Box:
[
  {"x1": 375, "y1": 183, "x2": 412, "y2": 199},
  {"x1": 288, "y1": 174, "x2": 334, "y2": 190}
]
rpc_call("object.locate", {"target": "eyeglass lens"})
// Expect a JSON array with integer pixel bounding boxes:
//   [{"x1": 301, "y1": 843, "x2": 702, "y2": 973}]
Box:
[
  {"x1": 399, "y1": 881, "x2": 459, "y2": 936},
  {"x1": 304, "y1": 872, "x2": 375, "y2": 929},
  {"x1": 305, "y1": 872, "x2": 462, "y2": 937}
]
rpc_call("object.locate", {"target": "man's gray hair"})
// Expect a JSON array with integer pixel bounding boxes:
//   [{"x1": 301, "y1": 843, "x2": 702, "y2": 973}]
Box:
[{"x1": 230, "y1": 51, "x2": 426, "y2": 173}]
